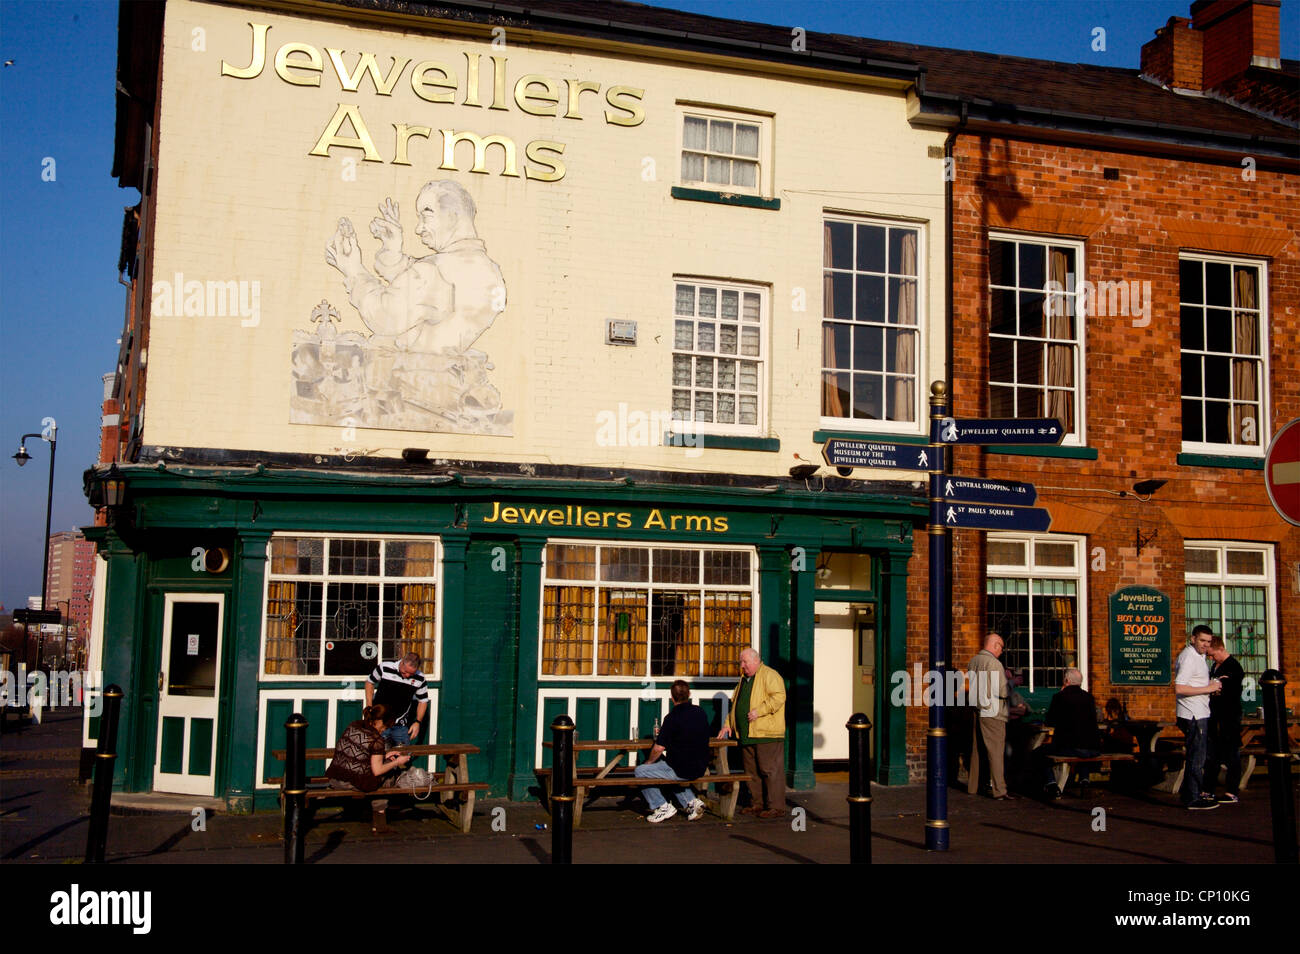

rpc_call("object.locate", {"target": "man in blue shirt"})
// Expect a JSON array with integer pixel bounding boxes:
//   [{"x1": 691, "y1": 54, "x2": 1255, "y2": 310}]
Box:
[{"x1": 636, "y1": 680, "x2": 711, "y2": 823}]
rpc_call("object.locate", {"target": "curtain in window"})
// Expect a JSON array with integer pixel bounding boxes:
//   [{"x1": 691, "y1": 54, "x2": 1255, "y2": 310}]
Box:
[
  {"x1": 893, "y1": 232, "x2": 917, "y2": 421},
  {"x1": 1045, "y1": 250, "x2": 1074, "y2": 431},
  {"x1": 599, "y1": 590, "x2": 646, "y2": 676},
  {"x1": 1232, "y1": 269, "x2": 1259, "y2": 443},
  {"x1": 823, "y1": 224, "x2": 845, "y2": 417},
  {"x1": 396, "y1": 583, "x2": 437, "y2": 663},
  {"x1": 265, "y1": 580, "x2": 299, "y2": 675},
  {"x1": 542, "y1": 585, "x2": 592, "y2": 676},
  {"x1": 702, "y1": 593, "x2": 750, "y2": 676}
]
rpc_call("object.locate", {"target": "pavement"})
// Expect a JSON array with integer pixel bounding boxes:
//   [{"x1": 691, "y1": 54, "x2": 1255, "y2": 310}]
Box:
[{"x1": 2, "y1": 706, "x2": 1295, "y2": 866}]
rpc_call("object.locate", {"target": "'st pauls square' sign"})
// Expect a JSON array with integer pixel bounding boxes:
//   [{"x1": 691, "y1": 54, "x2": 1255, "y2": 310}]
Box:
[{"x1": 220, "y1": 22, "x2": 648, "y2": 182}]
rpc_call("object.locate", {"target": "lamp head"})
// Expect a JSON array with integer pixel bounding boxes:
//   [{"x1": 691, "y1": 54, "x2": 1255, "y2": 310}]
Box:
[{"x1": 13, "y1": 444, "x2": 30, "y2": 466}]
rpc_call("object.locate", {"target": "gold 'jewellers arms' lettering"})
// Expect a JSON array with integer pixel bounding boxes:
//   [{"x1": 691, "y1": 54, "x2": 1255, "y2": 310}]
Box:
[
  {"x1": 481, "y1": 502, "x2": 728, "y2": 533},
  {"x1": 220, "y1": 23, "x2": 647, "y2": 181}
]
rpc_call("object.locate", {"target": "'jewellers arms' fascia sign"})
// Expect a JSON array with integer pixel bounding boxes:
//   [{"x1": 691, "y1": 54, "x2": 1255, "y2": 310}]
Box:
[{"x1": 220, "y1": 22, "x2": 647, "y2": 182}]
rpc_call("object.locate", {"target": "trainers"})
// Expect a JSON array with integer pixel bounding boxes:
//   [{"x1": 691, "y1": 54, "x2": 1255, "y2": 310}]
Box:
[
  {"x1": 686, "y1": 798, "x2": 706, "y2": 821},
  {"x1": 1187, "y1": 797, "x2": 1220, "y2": 811},
  {"x1": 646, "y1": 802, "x2": 678, "y2": 823},
  {"x1": 1216, "y1": 793, "x2": 1240, "y2": 804}
]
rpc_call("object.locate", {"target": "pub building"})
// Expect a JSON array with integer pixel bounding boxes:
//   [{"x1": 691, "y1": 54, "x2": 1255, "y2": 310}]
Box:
[{"x1": 85, "y1": 0, "x2": 1297, "y2": 809}]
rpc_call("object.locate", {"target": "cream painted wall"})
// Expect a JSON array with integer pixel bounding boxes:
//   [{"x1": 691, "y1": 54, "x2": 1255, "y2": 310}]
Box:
[{"x1": 144, "y1": 0, "x2": 948, "y2": 480}]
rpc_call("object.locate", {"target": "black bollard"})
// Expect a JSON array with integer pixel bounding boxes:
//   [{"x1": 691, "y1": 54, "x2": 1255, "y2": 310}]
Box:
[
  {"x1": 1260, "y1": 670, "x2": 1297, "y2": 864},
  {"x1": 550, "y1": 715, "x2": 575, "y2": 865},
  {"x1": 84, "y1": 685, "x2": 123, "y2": 864},
  {"x1": 284, "y1": 712, "x2": 308, "y2": 865},
  {"x1": 847, "y1": 713, "x2": 873, "y2": 864}
]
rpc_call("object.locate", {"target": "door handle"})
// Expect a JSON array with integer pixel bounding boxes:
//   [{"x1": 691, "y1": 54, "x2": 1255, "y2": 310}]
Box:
[{"x1": 158, "y1": 671, "x2": 164, "y2": 693}]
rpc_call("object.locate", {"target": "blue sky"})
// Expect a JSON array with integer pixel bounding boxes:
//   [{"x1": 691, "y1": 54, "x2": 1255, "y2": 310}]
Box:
[{"x1": 1, "y1": 0, "x2": 1296, "y2": 613}]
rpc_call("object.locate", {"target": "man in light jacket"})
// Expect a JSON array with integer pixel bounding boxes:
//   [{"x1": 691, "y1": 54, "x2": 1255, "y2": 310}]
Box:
[{"x1": 719, "y1": 647, "x2": 787, "y2": 817}]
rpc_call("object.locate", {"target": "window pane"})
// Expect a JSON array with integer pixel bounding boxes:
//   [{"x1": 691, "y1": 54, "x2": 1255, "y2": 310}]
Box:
[
  {"x1": 717, "y1": 393, "x2": 735, "y2": 423},
  {"x1": 683, "y1": 116, "x2": 708, "y2": 150},
  {"x1": 695, "y1": 392, "x2": 714, "y2": 421},
  {"x1": 675, "y1": 320, "x2": 694, "y2": 350},
  {"x1": 709, "y1": 120, "x2": 733, "y2": 153},
  {"x1": 720, "y1": 289, "x2": 739, "y2": 320},
  {"x1": 733, "y1": 161, "x2": 757, "y2": 188},
  {"x1": 719, "y1": 324, "x2": 737, "y2": 354},
  {"x1": 853, "y1": 374, "x2": 883, "y2": 419},
  {"x1": 653, "y1": 549, "x2": 699, "y2": 584},
  {"x1": 1226, "y1": 549, "x2": 1264, "y2": 576},
  {"x1": 990, "y1": 289, "x2": 1017, "y2": 336},
  {"x1": 698, "y1": 322, "x2": 716, "y2": 351},
  {"x1": 857, "y1": 275, "x2": 885, "y2": 322},
  {"x1": 681, "y1": 152, "x2": 704, "y2": 181},
  {"x1": 1034, "y1": 542, "x2": 1075, "y2": 567},
  {"x1": 856, "y1": 225, "x2": 886, "y2": 273},
  {"x1": 698, "y1": 287, "x2": 716, "y2": 318},
  {"x1": 385, "y1": 539, "x2": 438, "y2": 577},
  {"x1": 742, "y1": 293, "x2": 761, "y2": 322},
  {"x1": 601, "y1": 547, "x2": 649, "y2": 582},
  {"x1": 1019, "y1": 244, "x2": 1046, "y2": 289},
  {"x1": 717, "y1": 359, "x2": 736, "y2": 389},
  {"x1": 675, "y1": 284, "x2": 695, "y2": 316},
  {"x1": 738, "y1": 361, "x2": 758, "y2": 392},
  {"x1": 1184, "y1": 548, "x2": 1218, "y2": 574},
  {"x1": 1205, "y1": 309, "x2": 1232, "y2": 352},
  {"x1": 738, "y1": 394, "x2": 758, "y2": 424},
  {"x1": 989, "y1": 240, "x2": 1016, "y2": 287},
  {"x1": 672, "y1": 354, "x2": 692, "y2": 386},
  {"x1": 734, "y1": 123, "x2": 759, "y2": 157},
  {"x1": 826, "y1": 221, "x2": 853, "y2": 269},
  {"x1": 988, "y1": 540, "x2": 1026, "y2": 566},
  {"x1": 854, "y1": 325, "x2": 883, "y2": 372},
  {"x1": 695, "y1": 358, "x2": 714, "y2": 388},
  {"x1": 704, "y1": 550, "x2": 750, "y2": 585},
  {"x1": 546, "y1": 544, "x2": 595, "y2": 580},
  {"x1": 1180, "y1": 259, "x2": 1203, "y2": 304},
  {"x1": 706, "y1": 156, "x2": 730, "y2": 184},
  {"x1": 1180, "y1": 306, "x2": 1203, "y2": 351},
  {"x1": 740, "y1": 326, "x2": 760, "y2": 357},
  {"x1": 1205, "y1": 262, "x2": 1232, "y2": 306},
  {"x1": 542, "y1": 585, "x2": 593, "y2": 676}
]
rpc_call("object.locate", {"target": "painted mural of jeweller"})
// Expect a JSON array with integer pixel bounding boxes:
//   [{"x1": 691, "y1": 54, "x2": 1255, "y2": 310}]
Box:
[{"x1": 292, "y1": 179, "x2": 513, "y2": 435}]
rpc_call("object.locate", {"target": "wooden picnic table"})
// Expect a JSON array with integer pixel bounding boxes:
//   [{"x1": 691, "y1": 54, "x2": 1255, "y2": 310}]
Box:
[
  {"x1": 271, "y1": 743, "x2": 486, "y2": 833},
  {"x1": 538, "y1": 737, "x2": 752, "y2": 825}
]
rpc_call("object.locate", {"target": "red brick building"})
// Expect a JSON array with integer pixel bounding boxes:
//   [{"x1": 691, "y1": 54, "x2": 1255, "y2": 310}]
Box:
[{"x1": 897, "y1": 0, "x2": 1299, "y2": 775}]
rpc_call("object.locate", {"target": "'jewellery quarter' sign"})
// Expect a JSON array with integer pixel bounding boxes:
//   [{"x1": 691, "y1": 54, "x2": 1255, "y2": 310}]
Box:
[
  {"x1": 219, "y1": 22, "x2": 648, "y2": 181},
  {"x1": 1108, "y1": 585, "x2": 1171, "y2": 685}
]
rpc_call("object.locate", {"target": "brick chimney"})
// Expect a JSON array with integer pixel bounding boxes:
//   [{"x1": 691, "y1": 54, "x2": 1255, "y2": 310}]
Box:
[
  {"x1": 1141, "y1": 16, "x2": 1205, "y2": 91},
  {"x1": 1192, "y1": 0, "x2": 1282, "y2": 87},
  {"x1": 1141, "y1": 1, "x2": 1282, "y2": 93}
]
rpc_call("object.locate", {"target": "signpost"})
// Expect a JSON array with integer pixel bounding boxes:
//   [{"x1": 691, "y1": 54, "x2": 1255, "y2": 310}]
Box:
[
  {"x1": 942, "y1": 502, "x2": 1051, "y2": 532},
  {"x1": 937, "y1": 417, "x2": 1066, "y2": 446},
  {"x1": 1264, "y1": 418, "x2": 1300, "y2": 527},
  {"x1": 13, "y1": 609, "x2": 61, "y2": 627},
  {"x1": 823, "y1": 388, "x2": 1058, "y2": 853},
  {"x1": 823, "y1": 438, "x2": 930, "y2": 471}
]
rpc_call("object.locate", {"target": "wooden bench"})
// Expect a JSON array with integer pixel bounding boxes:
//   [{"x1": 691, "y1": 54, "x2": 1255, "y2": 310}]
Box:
[
  {"x1": 272, "y1": 743, "x2": 488, "y2": 833},
  {"x1": 538, "y1": 738, "x2": 754, "y2": 826},
  {"x1": 1046, "y1": 753, "x2": 1138, "y2": 792}
]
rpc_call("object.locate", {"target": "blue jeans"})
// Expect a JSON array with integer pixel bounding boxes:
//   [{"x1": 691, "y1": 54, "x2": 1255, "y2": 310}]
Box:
[
  {"x1": 634, "y1": 760, "x2": 696, "y2": 810},
  {"x1": 1177, "y1": 717, "x2": 1209, "y2": 803},
  {"x1": 382, "y1": 723, "x2": 412, "y2": 747}
]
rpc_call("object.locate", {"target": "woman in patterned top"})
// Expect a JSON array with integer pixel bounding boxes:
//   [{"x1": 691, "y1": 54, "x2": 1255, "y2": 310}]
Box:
[{"x1": 325, "y1": 704, "x2": 412, "y2": 832}]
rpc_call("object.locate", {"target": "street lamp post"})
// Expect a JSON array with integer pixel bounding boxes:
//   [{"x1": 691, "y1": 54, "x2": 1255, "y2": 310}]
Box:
[{"x1": 13, "y1": 420, "x2": 57, "y2": 670}]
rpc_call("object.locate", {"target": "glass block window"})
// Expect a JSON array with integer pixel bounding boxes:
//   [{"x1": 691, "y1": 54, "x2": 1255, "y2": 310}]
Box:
[
  {"x1": 1185, "y1": 542, "x2": 1275, "y2": 710},
  {"x1": 681, "y1": 112, "x2": 762, "y2": 192},
  {"x1": 541, "y1": 542, "x2": 755, "y2": 679},
  {"x1": 988, "y1": 235, "x2": 1083, "y2": 439},
  {"x1": 986, "y1": 534, "x2": 1083, "y2": 692},
  {"x1": 263, "y1": 534, "x2": 439, "y2": 678},
  {"x1": 673, "y1": 280, "x2": 765, "y2": 431},
  {"x1": 822, "y1": 218, "x2": 922, "y2": 427},
  {"x1": 1180, "y1": 256, "x2": 1267, "y2": 452}
]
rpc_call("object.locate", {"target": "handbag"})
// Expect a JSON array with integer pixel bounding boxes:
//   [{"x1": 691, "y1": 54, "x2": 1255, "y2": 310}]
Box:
[{"x1": 395, "y1": 765, "x2": 436, "y2": 800}]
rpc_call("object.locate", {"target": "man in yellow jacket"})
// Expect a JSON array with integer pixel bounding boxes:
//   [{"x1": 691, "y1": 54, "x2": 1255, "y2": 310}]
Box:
[{"x1": 719, "y1": 647, "x2": 787, "y2": 817}]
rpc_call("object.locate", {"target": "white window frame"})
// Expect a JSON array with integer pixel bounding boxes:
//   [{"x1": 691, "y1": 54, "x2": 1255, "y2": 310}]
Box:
[
  {"x1": 676, "y1": 103, "x2": 773, "y2": 198},
  {"x1": 259, "y1": 532, "x2": 442, "y2": 682},
  {"x1": 671, "y1": 277, "x2": 769, "y2": 435},
  {"x1": 986, "y1": 232, "x2": 1087, "y2": 445},
  {"x1": 820, "y1": 214, "x2": 927, "y2": 435},
  {"x1": 538, "y1": 539, "x2": 760, "y2": 682},
  {"x1": 1178, "y1": 253, "x2": 1269, "y2": 457},
  {"x1": 985, "y1": 533, "x2": 1088, "y2": 693},
  {"x1": 1183, "y1": 541, "x2": 1278, "y2": 672}
]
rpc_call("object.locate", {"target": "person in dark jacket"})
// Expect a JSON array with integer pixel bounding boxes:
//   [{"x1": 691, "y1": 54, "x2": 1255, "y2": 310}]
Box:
[
  {"x1": 636, "y1": 680, "x2": 712, "y2": 823},
  {"x1": 1203, "y1": 635, "x2": 1245, "y2": 804},
  {"x1": 325, "y1": 704, "x2": 412, "y2": 832},
  {"x1": 1035, "y1": 668, "x2": 1101, "y2": 797}
]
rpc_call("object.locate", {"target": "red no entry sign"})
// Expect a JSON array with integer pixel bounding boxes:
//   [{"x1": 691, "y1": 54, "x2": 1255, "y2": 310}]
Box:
[{"x1": 1265, "y1": 418, "x2": 1300, "y2": 527}]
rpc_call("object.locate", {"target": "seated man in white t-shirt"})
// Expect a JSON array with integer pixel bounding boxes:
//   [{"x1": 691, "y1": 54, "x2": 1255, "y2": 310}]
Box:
[{"x1": 1174, "y1": 625, "x2": 1223, "y2": 810}]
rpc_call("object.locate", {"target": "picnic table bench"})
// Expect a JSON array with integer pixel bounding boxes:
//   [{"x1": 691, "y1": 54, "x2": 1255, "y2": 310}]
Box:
[
  {"x1": 537, "y1": 738, "x2": 754, "y2": 825},
  {"x1": 271, "y1": 743, "x2": 487, "y2": 833}
]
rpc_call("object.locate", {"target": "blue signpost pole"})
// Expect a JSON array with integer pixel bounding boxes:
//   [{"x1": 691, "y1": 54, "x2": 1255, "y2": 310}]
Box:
[{"x1": 926, "y1": 381, "x2": 950, "y2": 851}]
